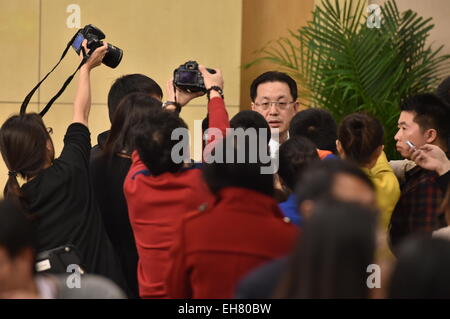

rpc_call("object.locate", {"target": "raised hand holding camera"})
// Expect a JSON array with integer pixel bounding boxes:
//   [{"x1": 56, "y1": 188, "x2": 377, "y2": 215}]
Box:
[
  {"x1": 166, "y1": 61, "x2": 224, "y2": 113},
  {"x1": 80, "y1": 40, "x2": 108, "y2": 71},
  {"x1": 73, "y1": 40, "x2": 107, "y2": 126},
  {"x1": 72, "y1": 24, "x2": 123, "y2": 68},
  {"x1": 20, "y1": 24, "x2": 122, "y2": 117},
  {"x1": 173, "y1": 61, "x2": 216, "y2": 93},
  {"x1": 198, "y1": 64, "x2": 224, "y2": 91},
  {"x1": 165, "y1": 78, "x2": 204, "y2": 111},
  {"x1": 198, "y1": 64, "x2": 224, "y2": 101}
]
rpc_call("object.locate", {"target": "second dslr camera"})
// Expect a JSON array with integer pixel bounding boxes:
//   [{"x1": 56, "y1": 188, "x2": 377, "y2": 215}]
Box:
[{"x1": 173, "y1": 61, "x2": 216, "y2": 93}]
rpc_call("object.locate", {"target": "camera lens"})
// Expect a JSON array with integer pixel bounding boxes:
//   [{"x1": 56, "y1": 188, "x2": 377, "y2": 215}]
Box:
[{"x1": 102, "y1": 43, "x2": 123, "y2": 69}]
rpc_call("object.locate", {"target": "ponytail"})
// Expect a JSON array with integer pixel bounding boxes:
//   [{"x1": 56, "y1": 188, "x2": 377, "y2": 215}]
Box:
[
  {"x1": 4, "y1": 172, "x2": 27, "y2": 208},
  {"x1": 338, "y1": 113, "x2": 384, "y2": 166},
  {"x1": 0, "y1": 113, "x2": 51, "y2": 210}
]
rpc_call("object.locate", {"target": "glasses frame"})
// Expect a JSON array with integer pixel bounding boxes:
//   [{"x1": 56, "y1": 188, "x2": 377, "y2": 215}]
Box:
[{"x1": 253, "y1": 101, "x2": 295, "y2": 111}]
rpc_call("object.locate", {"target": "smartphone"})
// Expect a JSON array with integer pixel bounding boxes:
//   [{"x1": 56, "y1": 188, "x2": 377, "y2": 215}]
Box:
[{"x1": 406, "y1": 140, "x2": 416, "y2": 150}]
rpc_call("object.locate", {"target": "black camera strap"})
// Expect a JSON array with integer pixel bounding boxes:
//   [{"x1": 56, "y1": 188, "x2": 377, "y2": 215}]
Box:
[
  {"x1": 39, "y1": 55, "x2": 87, "y2": 117},
  {"x1": 20, "y1": 32, "x2": 87, "y2": 117}
]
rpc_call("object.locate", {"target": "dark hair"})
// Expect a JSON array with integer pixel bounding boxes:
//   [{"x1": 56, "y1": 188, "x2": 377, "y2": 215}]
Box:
[
  {"x1": 278, "y1": 136, "x2": 320, "y2": 190},
  {"x1": 202, "y1": 134, "x2": 274, "y2": 196},
  {"x1": 289, "y1": 108, "x2": 337, "y2": 153},
  {"x1": 0, "y1": 199, "x2": 35, "y2": 259},
  {"x1": 250, "y1": 71, "x2": 298, "y2": 102},
  {"x1": 276, "y1": 200, "x2": 377, "y2": 298},
  {"x1": 436, "y1": 76, "x2": 450, "y2": 105},
  {"x1": 338, "y1": 113, "x2": 384, "y2": 166},
  {"x1": 107, "y1": 74, "x2": 163, "y2": 122},
  {"x1": 0, "y1": 114, "x2": 52, "y2": 207},
  {"x1": 295, "y1": 159, "x2": 375, "y2": 204},
  {"x1": 135, "y1": 109, "x2": 188, "y2": 175},
  {"x1": 389, "y1": 236, "x2": 450, "y2": 298},
  {"x1": 103, "y1": 93, "x2": 163, "y2": 159},
  {"x1": 400, "y1": 93, "x2": 450, "y2": 147},
  {"x1": 230, "y1": 110, "x2": 271, "y2": 144}
]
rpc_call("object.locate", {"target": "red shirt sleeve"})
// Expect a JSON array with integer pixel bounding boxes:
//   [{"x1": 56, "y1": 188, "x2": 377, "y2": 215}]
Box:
[
  {"x1": 207, "y1": 97, "x2": 229, "y2": 144},
  {"x1": 203, "y1": 97, "x2": 230, "y2": 161}
]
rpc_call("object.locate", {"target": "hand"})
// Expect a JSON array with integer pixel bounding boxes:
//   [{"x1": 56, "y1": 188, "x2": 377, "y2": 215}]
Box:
[
  {"x1": 80, "y1": 40, "x2": 108, "y2": 71},
  {"x1": 199, "y1": 64, "x2": 224, "y2": 90},
  {"x1": 166, "y1": 78, "x2": 204, "y2": 107},
  {"x1": 411, "y1": 144, "x2": 450, "y2": 175}
]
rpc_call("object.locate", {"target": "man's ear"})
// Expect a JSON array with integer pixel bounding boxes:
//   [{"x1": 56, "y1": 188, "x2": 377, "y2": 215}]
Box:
[
  {"x1": 425, "y1": 128, "x2": 438, "y2": 144},
  {"x1": 251, "y1": 102, "x2": 256, "y2": 111},
  {"x1": 46, "y1": 139, "x2": 52, "y2": 152},
  {"x1": 293, "y1": 101, "x2": 299, "y2": 112}
]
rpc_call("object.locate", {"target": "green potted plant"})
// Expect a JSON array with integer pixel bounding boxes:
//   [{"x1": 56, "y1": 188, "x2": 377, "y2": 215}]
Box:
[{"x1": 246, "y1": 0, "x2": 450, "y2": 159}]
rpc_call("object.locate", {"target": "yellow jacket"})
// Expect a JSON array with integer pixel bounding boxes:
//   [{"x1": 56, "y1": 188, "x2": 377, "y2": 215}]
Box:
[
  {"x1": 362, "y1": 152, "x2": 401, "y2": 232},
  {"x1": 362, "y1": 152, "x2": 401, "y2": 262}
]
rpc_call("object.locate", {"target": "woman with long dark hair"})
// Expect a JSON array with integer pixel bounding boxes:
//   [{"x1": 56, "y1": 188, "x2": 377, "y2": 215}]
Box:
[
  {"x1": 275, "y1": 200, "x2": 378, "y2": 299},
  {"x1": 0, "y1": 43, "x2": 125, "y2": 289}
]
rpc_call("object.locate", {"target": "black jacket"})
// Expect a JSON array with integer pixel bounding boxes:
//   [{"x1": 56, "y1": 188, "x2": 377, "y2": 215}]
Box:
[{"x1": 90, "y1": 130, "x2": 140, "y2": 298}]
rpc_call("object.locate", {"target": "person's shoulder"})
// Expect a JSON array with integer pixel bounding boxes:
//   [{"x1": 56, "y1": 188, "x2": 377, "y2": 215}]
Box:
[
  {"x1": 403, "y1": 166, "x2": 440, "y2": 193},
  {"x1": 409, "y1": 166, "x2": 439, "y2": 183},
  {"x1": 183, "y1": 201, "x2": 214, "y2": 224},
  {"x1": 235, "y1": 257, "x2": 288, "y2": 299},
  {"x1": 21, "y1": 159, "x2": 70, "y2": 190},
  {"x1": 241, "y1": 256, "x2": 288, "y2": 284},
  {"x1": 371, "y1": 166, "x2": 400, "y2": 191},
  {"x1": 53, "y1": 274, "x2": 126, "y2": 299},
  {"x1": 178, "y1": 162, "x2": 203, "y2": 174},
  {"x1": 389, "y1": 158, "x2": 416, "y2": 182},
  {"x1": 96, "y1": 130, "x2": 110, "y2": 148},
  {"x1": 90, "y1": 144, "x2": 102, "y2": 160}
]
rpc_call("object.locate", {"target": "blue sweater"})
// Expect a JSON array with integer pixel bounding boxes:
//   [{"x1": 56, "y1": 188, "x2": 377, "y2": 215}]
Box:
[{"x1": 279, "y1": 194, "x2": 303, "y2": 227}]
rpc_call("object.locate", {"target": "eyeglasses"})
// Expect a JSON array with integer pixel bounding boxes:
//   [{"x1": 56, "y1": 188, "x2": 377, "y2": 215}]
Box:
[
  {"x1": 254, "y1": 101, "x2": 295, "y2": 110},
  {"x1": 46, "y1": 127, "x2": 53, "y2": 135}
]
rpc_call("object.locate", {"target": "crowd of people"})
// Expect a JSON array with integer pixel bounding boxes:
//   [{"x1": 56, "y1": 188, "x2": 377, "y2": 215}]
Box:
[{"x1": 0, "y1": 41, "x2": 449, "y2": 299}]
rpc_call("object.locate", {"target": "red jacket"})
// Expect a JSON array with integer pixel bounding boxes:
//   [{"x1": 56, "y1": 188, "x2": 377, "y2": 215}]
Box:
[
  {"x1": 124, "y1": 97, "x2": 229, "y2": 299},
  {"x1": 166, "y1": 187, "x2": 299, "y2": 299},
  {"x1": 124, "y1": 152, "x2": 214, "y2": 298}
]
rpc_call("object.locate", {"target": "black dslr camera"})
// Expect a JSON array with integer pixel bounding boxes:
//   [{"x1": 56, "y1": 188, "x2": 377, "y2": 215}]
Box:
[
  {"x1": 72, "y1": 24, "x2": 123, "y2": 68},
  {"x1": 173, "y1": 61, "x2": 216, "y2": 93}
]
